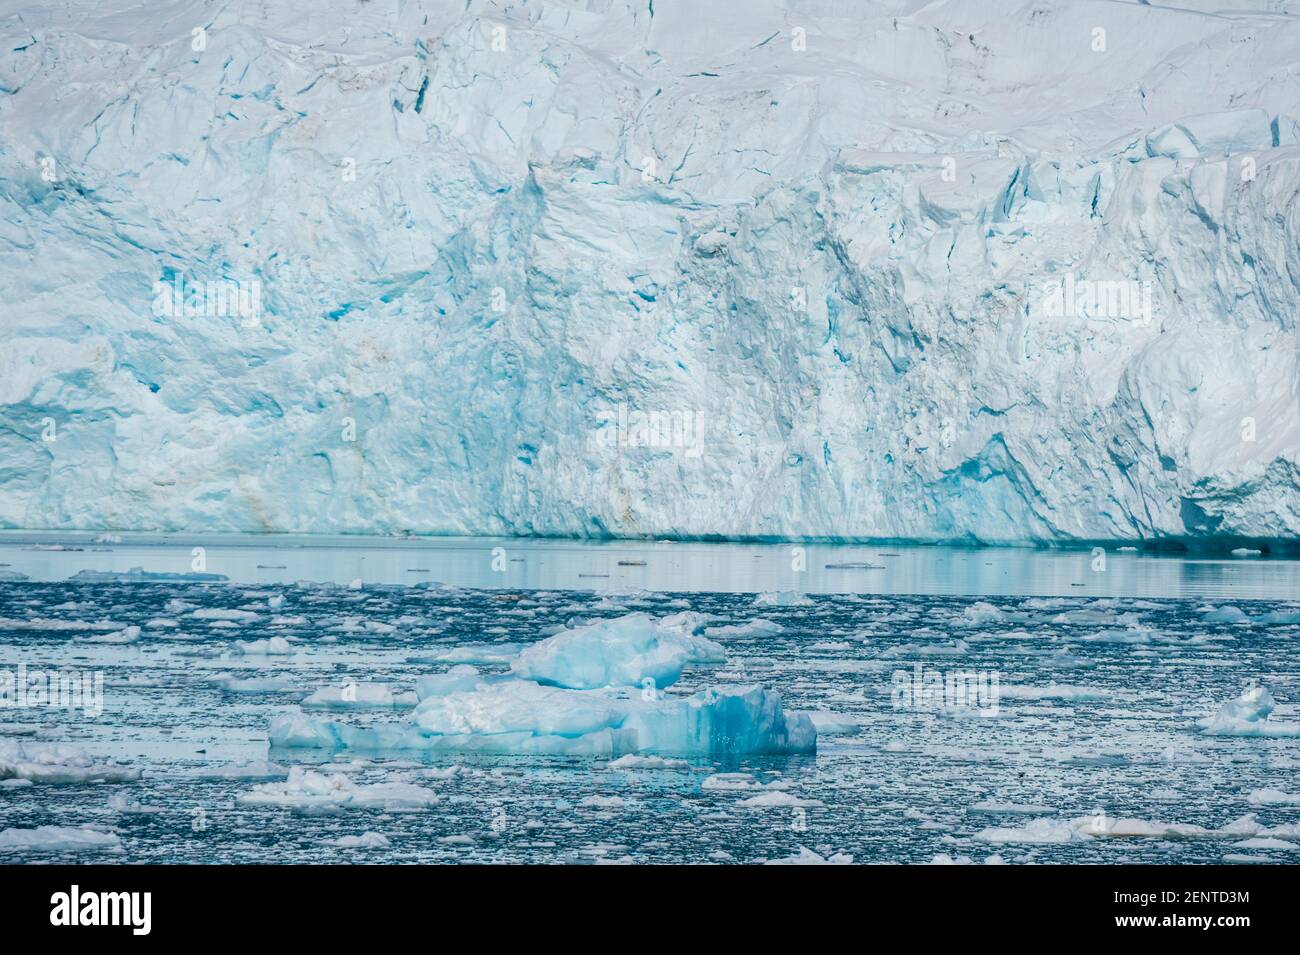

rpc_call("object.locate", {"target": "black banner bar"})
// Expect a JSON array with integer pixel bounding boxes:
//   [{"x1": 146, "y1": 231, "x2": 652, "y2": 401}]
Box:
[{"x1": 0, "y1": 864, "x2": 1279, "y2": 941}]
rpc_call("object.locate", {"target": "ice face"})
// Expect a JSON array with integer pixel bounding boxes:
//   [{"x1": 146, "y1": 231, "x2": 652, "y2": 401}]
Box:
[{"x1": 2, "y1": 2, "x2": 1299, "y2": 544}]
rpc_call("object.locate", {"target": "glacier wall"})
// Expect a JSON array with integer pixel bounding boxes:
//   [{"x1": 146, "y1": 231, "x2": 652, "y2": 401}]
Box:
[{"x1": 2, "y1": 0, "x2": 1299, "y2": 544}]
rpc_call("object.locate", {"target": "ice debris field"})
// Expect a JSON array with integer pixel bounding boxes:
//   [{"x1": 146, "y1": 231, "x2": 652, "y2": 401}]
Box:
[{"x1": 5, "y1": 571, "x2": 1300, "y2": 864}]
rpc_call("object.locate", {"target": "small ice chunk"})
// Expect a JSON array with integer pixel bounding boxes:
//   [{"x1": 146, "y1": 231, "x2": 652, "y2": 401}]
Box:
[
  {"x1": 753, "y1": 591, "x2": 813, "y2": 607},
  {"x1": 1203, "y1": 606, "x2": 1250, "y2": 624},
  {"x1": 1197, "y1": 686, "x2": 1300, "y2": 737},
  {"x1": 326, "y1": 832, "x2": 390, "y2": 849},
  {"x1": 238, "y1": 767, "x2": 439, "y2": 810},
  {"x1": 605, "y1": 754, "x2": 689, "y2": 770},
  {"x1": 191, "y1": 608, "x2": 259, "y2": 622},
  {"x1": 78, "y1": 625, "x2": 141, "y2": 644},
  {"x1": 737, "y1": 791, "x2": 821, "y2": 808},
  {"x1": 764, "y1": 846, "x2": 852, "y2": 865},
  {"x1": 302, "y1": 683, "x2": 417, "y2": 710},
  {"x1": 235, "y1": 636, "x2": 293, "y2": 655}
]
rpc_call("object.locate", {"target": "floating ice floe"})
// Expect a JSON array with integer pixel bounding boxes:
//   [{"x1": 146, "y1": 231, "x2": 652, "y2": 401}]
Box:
[
  {"x1": 0, "y1": 739, "x2": 139, "y2": 784},
  {"x1": 1233, "y1": 837, "x2": 1297, "y2": 850},
  {"x1": 1196, "y1": 686, "x2": 1300, "y2": 737},
  {"x1": 1256, "y1": 608, "x2": 1300, "y2": 625},
  {"x1": 605, "y1": 754, "x2": 689, "y2": 770},
  {"x1": 234, "y1": 636, "x2": 293, "y2": 655},
  {"x1": 213, "y1": 674, "x2": 301, "y2": 694},
  {"x1": 976, "y1": 812, "x2": 1275, "y2": 844},
  {"x1": 929, "y1": 853, "x2": 1006, "y2": 865},
  {"x1": 76, "y1": 624, "x2": 141, "y2": 644},
  {"x1": 408, "y1": 643, "x2": 524, "y2": 665},
  {"x1": 325, "y1": 832, "x2": 391, "y2": 849},
  {"x1": 302, "y1": 683, "x2": 418, "y2": 710},
  {"x1": 70, "y1": 568, "x2": 228, "y2": 583},
  {"x1": 169, "y1": 761, "x2": 288, "y2": 781},
  {"x1": 270, "y1": 614, "x2": 814, "y2": 757},
  {"x1": 238, "y1": 767, "x2": 439, "y2": 811},
  {"x1": 0, "y1": 825, "x2": 122, "y2": 853},
  {"x1": 799, "y1": 711, "x2": 862, "y2": 735},
  {"x1": 191, "y1": 608, "x2": 259, "y2": 623},
  {"x1": 704, "y1": 619, "x2": 784, "y2": 639},
  {"x1": 1245, "y1": 788, "x2": 1300, "y2": 806},
  {"x1": 968, "y1": 800, "x2": 1054, "y2": 815},
  {"x1": 1202, "y1": 606, "x2": 1251, "y2": 624},
  {"x1": 736, "y1": 790, "x2": 822, "y2": 808},
  {"x1": 764, "y1": 846, "x2": 852, "y2": 865},
  {"x1": 753, "y1": 591, "x2": 814, "y2": 607}
]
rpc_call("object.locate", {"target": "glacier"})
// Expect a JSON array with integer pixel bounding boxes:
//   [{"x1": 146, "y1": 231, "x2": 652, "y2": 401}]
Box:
[{"x1": 2, "y1": 0, "x2": 1300, "y2": 544}]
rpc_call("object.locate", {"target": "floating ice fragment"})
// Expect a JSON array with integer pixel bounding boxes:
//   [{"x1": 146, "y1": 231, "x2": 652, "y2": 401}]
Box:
[
  {"x1": 1197, "y1": 686, "x2": 1300, "y2": 737},
  {"x1": 234, "y1": 636, "x2": 293, "y2": 655},
  {"x1": 303, "y1": 683, "x2": 417, "y2": 710},
  {"x1": 753, "y1": 591, "x2": 814, "y2": 607},
  {"x1": 510, "y1": 613, "x2": 724, "y2": 689},
  {"x1": 1246, "y1": 788, "x2": 1300, "y2": 806},
  {"x1": 0, "y1": 739, "x2": 139, "y2": 784},
  {"x1": 0, "y1": 825, "x2": 122, "y2": 853},
  {"x1": 605, "y1": 754, "x2": 689, "y2": 770},
  {"x1": 238, "y1": 767, "x2": 438, "y2": 810},
  {"x1": 764, "y1": 846, "x2": 852, "y2": 865},
  {"x1": 326, "y1": 832, "x2": 391, "y2": 849},
  {"x1": 1202, "y1": 606, "x2": 1250, "y2": 624}
]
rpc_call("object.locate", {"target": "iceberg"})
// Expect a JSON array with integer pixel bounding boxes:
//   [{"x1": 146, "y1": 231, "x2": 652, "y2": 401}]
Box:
[
  {"x1": 270, "y1": 614, "x2": 813, "y2": 756},
  {"x1": 509, "y1": 613, "x2": 724, "y2": 690}
]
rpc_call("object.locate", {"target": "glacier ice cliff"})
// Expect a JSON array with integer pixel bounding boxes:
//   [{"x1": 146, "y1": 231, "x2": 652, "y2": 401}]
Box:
[{"x1": 2, "y1": 0, "x2": 1299, "y2": 543}]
